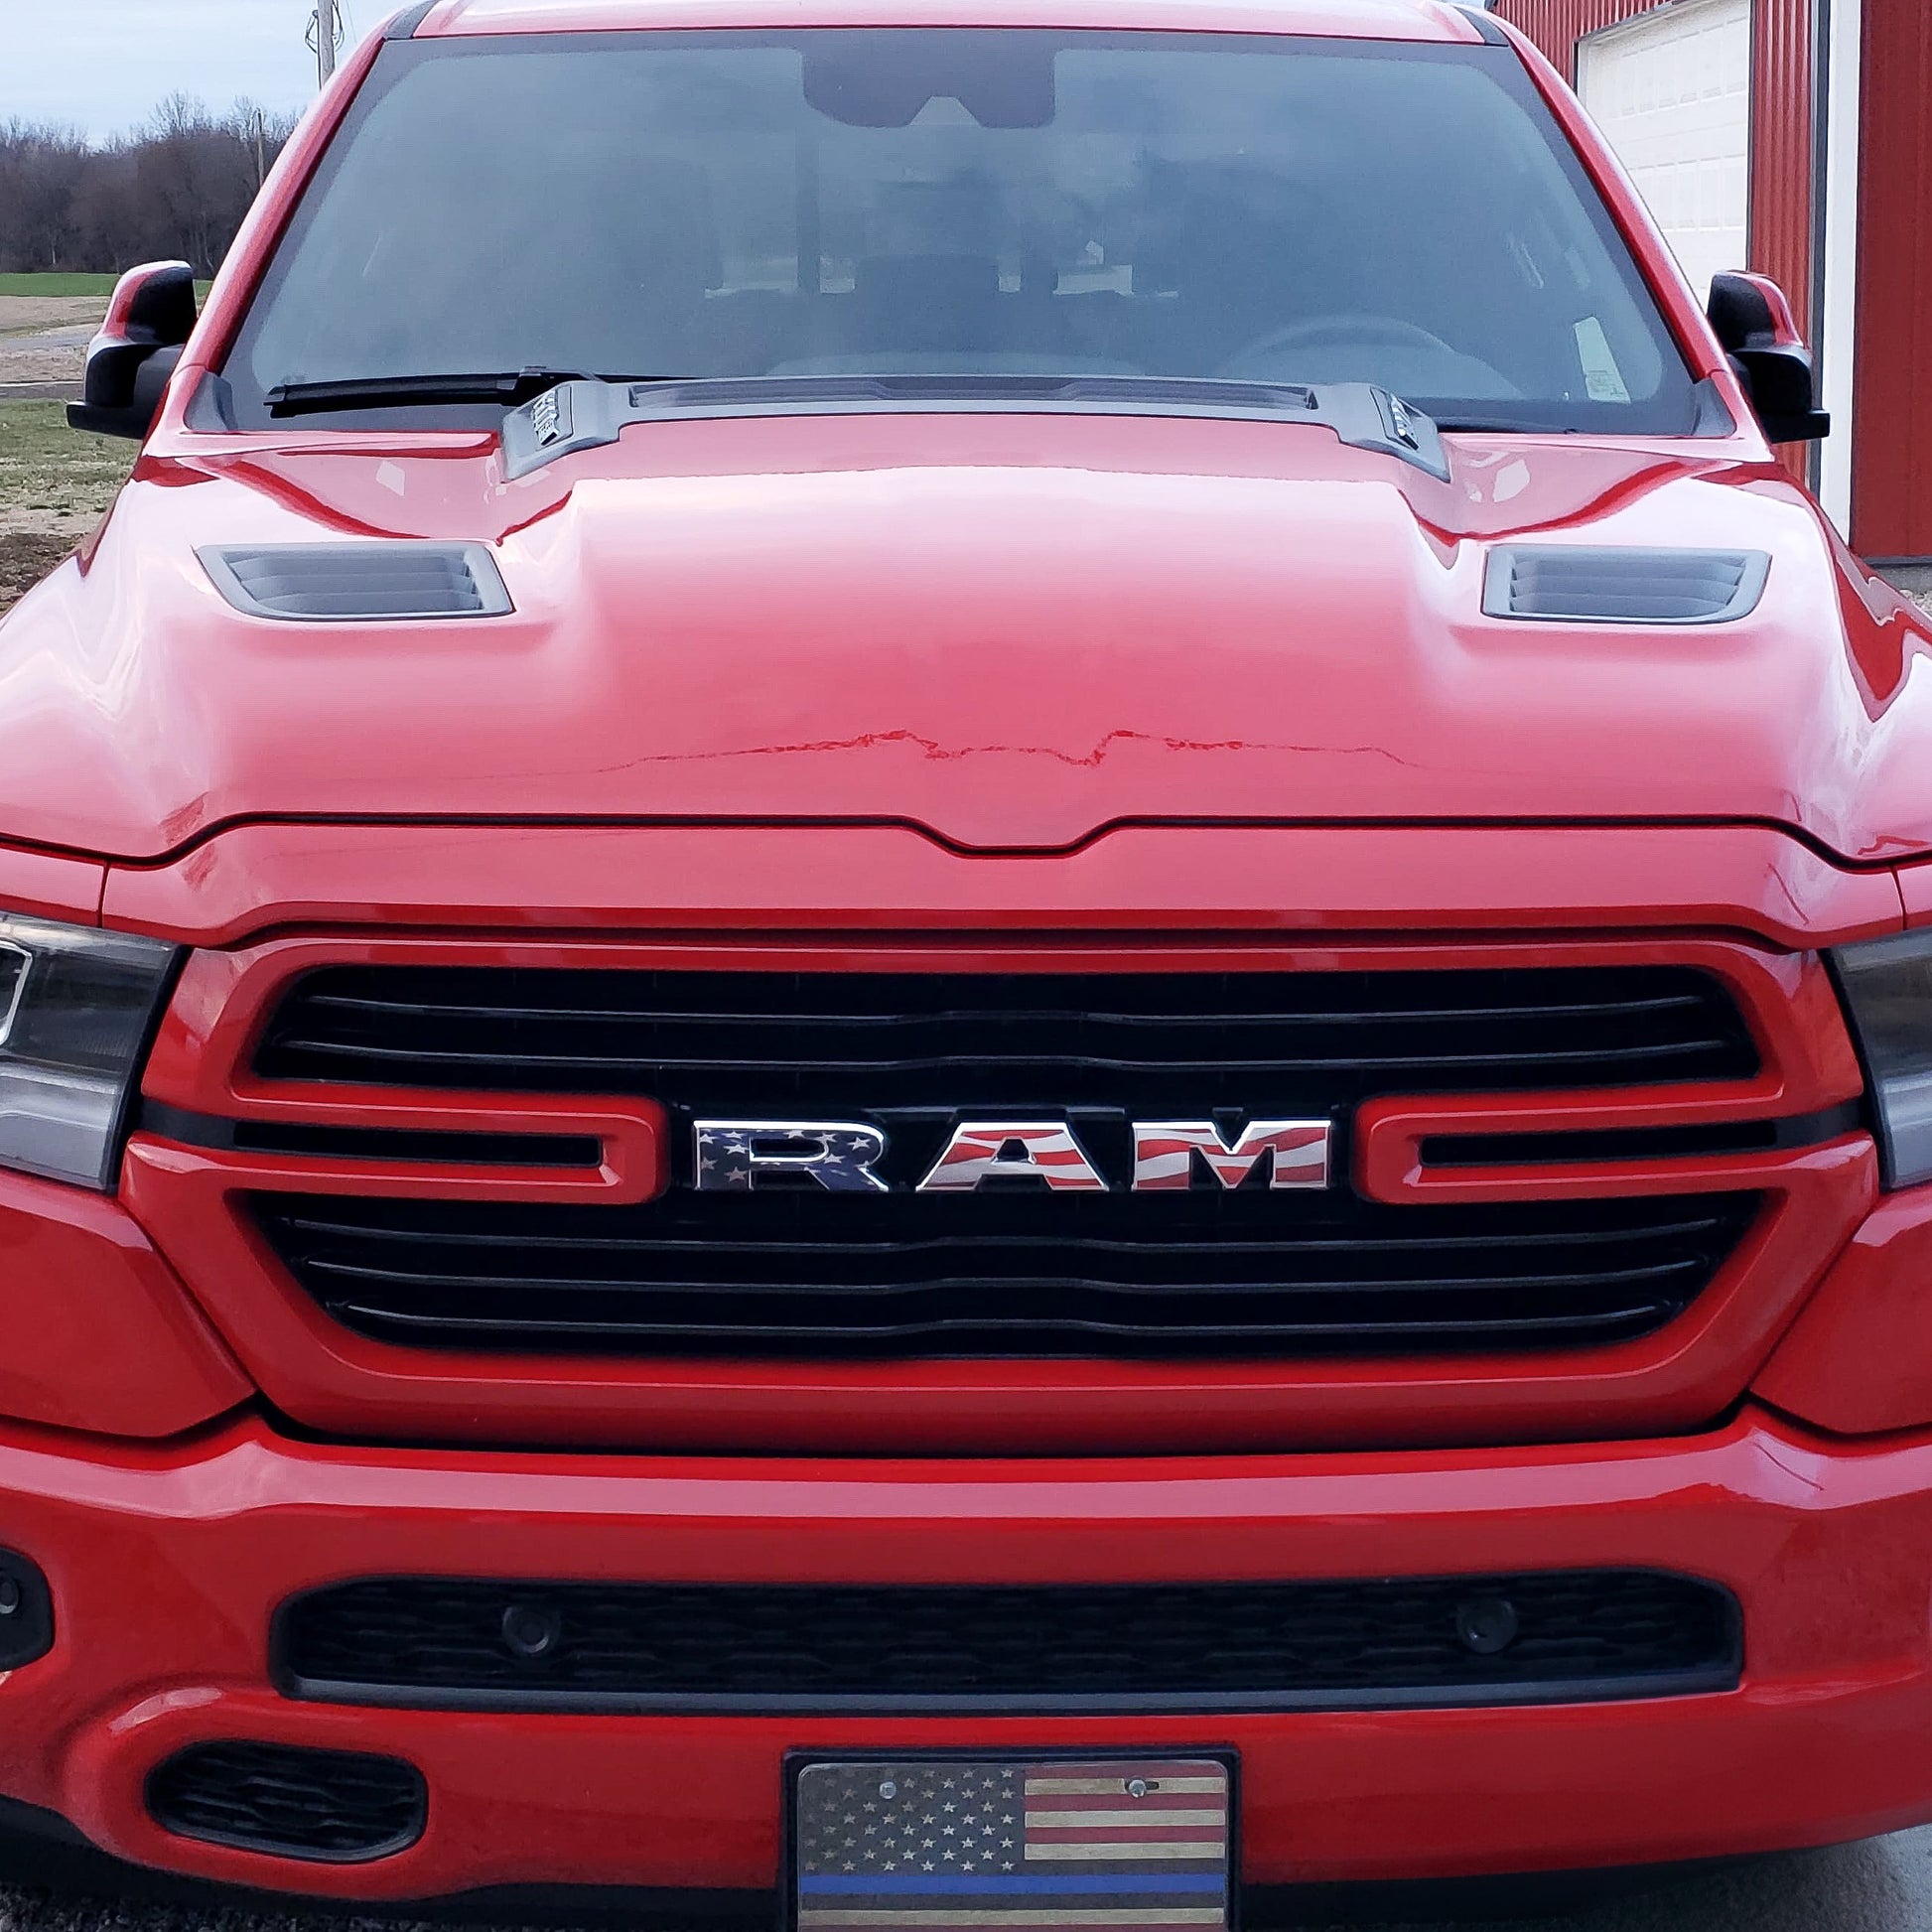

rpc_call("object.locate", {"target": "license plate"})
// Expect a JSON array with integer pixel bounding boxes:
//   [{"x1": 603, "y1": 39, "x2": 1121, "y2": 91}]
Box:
[{"x1": 788, "y1": 1756, "x2": 1235, "y2": 1932}]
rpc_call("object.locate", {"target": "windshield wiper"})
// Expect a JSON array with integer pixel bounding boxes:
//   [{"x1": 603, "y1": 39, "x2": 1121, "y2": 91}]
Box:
[{"x1": 264, "y1": 368, "x2": 617, "y2": 416}]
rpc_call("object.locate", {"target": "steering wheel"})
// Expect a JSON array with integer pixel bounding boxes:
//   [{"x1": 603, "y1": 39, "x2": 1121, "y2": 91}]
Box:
[{"x1": 1215, "y1": 314, "x2": 1461, "y2": 379}]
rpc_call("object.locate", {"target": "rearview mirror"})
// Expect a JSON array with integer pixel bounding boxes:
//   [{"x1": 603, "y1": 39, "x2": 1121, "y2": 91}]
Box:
[
  {"x1": 1707, "y1": 272, "x2": 1830, "y2": 445},
  {"x1": 67, "y1": 260, "x2": 198, "y2": 441}
]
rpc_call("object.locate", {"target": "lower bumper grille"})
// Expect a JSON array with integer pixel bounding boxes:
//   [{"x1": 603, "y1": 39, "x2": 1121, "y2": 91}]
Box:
[
  {"x1": 276, "y1": 1571, "x2": 1742, "y2": 1716},
  {"x1": 145, "y1": 1741, "x2": 426, "y2": 1863},
  {"x1": 251, "y1": 1189, "x2": 1761, "y2": 1357}
]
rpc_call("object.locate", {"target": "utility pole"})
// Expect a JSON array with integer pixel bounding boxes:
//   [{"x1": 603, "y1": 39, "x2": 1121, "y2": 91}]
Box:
[
  {"x1": 253, "y1": 107, "x2": 267, "y2": 191},
  {"x1": 308, "y1": 3, "x2": 344, "y2": 87}
]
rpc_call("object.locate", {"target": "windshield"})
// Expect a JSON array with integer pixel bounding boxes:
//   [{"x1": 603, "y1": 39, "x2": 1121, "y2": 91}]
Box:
[{"x1": 224, "y1": 29, "x2": 1701, "y2": 433}]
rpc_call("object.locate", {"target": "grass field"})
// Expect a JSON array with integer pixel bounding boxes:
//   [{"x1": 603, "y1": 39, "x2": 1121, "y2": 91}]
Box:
[
  {"x1": 0, "y1": 272, "x2": 121, "y2": 298},
  {"x1": 0, "y1": 271, "x2": 215, "y2": 301},
  {"x1": 0, "y1": 400, "x2": 136, "y2": 614}
]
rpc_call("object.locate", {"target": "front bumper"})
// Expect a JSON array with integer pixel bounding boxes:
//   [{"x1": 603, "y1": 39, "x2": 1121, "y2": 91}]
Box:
[{"x1": 4, "y1": 1406, "x2": 1932, "y2": 1901}]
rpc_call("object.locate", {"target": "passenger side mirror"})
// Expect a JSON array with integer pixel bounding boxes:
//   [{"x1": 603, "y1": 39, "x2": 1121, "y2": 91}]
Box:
[
  {"x1": 67, "y1": 260, "x2": 198, "y2": 441},
  {"x1": 1707, "y1": 272, "x2": 1830, "y2": 445}
]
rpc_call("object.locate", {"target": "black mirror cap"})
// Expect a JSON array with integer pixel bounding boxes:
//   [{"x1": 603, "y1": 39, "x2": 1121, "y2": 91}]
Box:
[
  {"x1": 66, "y1": 259, "x2": 199, "y2": 442},
  {"x1": 1707, "y1": 270, "x2": 1831, "y2": 446}
]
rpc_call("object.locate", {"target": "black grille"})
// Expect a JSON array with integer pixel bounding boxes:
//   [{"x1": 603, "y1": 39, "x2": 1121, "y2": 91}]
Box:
[
  {"x1": 257, "y1": 965, "x2": 1758, "y2": 1101},
  {"x1": 145, "y1": 1741, "x2": 426, "y2": 1863},
  {"x1": 252, "y1": 1188, "x2": 1760, "y2": 1357},
  {"x1": 276, "y1": 1571, "x2": 1741, "y2": 1716},
  {"x1": 249, "y1": 965, "x2": 1760, "y2": 1359}
]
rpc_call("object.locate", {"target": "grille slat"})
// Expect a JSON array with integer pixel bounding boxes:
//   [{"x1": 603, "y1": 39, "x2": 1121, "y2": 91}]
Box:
[
  {"x1": 249, "y1": 964, "x2": 1761, "y2": 1359},
  {"x1": 295, "y1": 991, "x2": 1715, "y2": 1028},
  {"x1": 253, "y1": 1188, "x2": 1758, "y2": 1357},
  {"x1": 272, "y1": 1208, "x2": 1736, "y2": 1258},
  {"x1": 263, "y1": 1037, "x2": 1725, "y2": 1078},
  {"x1": 258, "y1": 966, "x2": 1757, "y2": 1102},
  {"x1": 276, "y1": 1572, "x2": 1742, "y2": 1715}
]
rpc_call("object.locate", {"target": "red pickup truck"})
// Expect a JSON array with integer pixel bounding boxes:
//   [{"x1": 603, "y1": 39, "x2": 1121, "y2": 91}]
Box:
[{"x1": 4, "y1": 0, "x2": 1931, "y2": 1917}]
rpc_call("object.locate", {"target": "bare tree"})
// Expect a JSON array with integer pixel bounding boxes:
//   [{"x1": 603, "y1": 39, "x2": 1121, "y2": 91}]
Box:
[
  {"x1": 0, "y1": 120, "x2": 92, "y2": 269},
  {"x1": 0, "y1": 97, "x2": 297, "y2": 276}
]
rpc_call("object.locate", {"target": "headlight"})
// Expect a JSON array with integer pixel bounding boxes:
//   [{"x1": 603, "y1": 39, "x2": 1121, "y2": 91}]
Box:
[
  {"x1": 0, "y1": 913, "x2": 178, "y2": 1190},
  {"x1": 1831, "y1": 928, "x2": 1932, "y2": 1190}
]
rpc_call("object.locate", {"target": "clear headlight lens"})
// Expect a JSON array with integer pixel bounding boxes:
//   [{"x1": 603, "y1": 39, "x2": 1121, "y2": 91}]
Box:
[
  {"x1": 0, "y1": 913, "x2": 178, "y2": 1190},
  {"x1": 1832, "y1": 928, "x2": 1932, "y2": 1190}
]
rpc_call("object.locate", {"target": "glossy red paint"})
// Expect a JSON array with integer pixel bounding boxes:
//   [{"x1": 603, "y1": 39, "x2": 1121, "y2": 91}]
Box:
[
  {"x1": 94, "y1": 820, "x2": 1905, "y2": 950},
  {"x1": 1903, "y1": 863, "x2": 1932, "y2": 927},
  {"x1": 0, "y1": 1173, "x2": 248, "y2": 1439},
  {"x1": 1754, "y1": 1183, "x2": 1932, "y2": 1437},
  {"x1": 23, "y1": 404, "x2": 1932, "y2": 870},
  {"x1": 3, "y1": 2, "x2": 1932, "y2": 1895},
  {"x1": 14, "y1": 412, "x2": 1911, "y2": 865},
  {"x1": 419, "y1": 0, "x2": 1485, "y2": 38},
  {"x1": 0, "y1": 846, "x2": 103, "y2": 927},
  {"x1": 7, "y1": 1407, "x2": 1932, "y2": 1894}
]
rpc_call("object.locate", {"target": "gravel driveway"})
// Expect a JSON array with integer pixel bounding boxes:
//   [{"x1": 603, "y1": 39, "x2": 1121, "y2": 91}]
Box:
[{"x1": 9, "y1": 1831, "x2": 1932, "y2": 1932}]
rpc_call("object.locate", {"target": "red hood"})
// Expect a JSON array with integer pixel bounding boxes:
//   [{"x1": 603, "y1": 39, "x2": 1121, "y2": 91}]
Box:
[{"x1": 6, "y1": 410, "x2": 1931, "y2": 866}]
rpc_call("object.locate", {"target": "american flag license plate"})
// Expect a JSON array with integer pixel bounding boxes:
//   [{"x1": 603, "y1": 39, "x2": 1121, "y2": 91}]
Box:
[{"x1": 788, "y1": 1756, "x2": 1235, "y2": 1932}]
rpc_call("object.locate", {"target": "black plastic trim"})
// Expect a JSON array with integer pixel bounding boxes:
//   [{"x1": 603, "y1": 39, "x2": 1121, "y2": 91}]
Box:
[
  {"x1": 145, "y1": 1741, "x2": 427, "y2": 1865},
  {"x1": 272, "y1": 1665, "x2": 1743, "y2": 1719},
  {"x1": 0, "y1": 1547, "x2": 54, "y2": 1673},
  {"x1": 1483, "y1": 546, "x2": 1772, "y2": 624},
  {"x1": 499, "y1": 377, "x2": 1452, "y2": 483},
  {"x1": 273, "y1": 1570, "x2": 1743, "y2": 1718},
  {"x1": 139, "y1": 1099, "x2": 601, "y2": 1171},
  {"x1": 1454, "y1": 4, "x2": 1509, "y2": 44},
  {"x1": 1423, "y1": 1102, "x2": 1863, "y2": 1170},
  {"x1": 198, "y1": 542, "x2": 512, "y2": 622},
  {"x1": 385, "y1": 1, "x2": 439, "y2": 36}
]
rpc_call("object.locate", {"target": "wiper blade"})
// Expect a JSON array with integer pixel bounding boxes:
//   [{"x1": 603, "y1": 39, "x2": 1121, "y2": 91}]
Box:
[
  {"x1": 264, "y1": 368, "x2": 599, "y2": 416},
  {"x1": 1430, "y1": 412, "x2": 1578, "y2": 434}
]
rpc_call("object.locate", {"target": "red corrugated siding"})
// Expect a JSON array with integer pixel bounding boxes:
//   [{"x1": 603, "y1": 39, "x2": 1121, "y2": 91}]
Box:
[
  {"x1": 1749, "y1": 0, "x2": 1816, "y2": 486},
  {"x1": 1750, "y1": 0, "x2": 1815, "y2": 338},
  {"x1": 1852, "y1": 3, "x2": 1932, "y2": 559},
  {"x1": 1492, "y1": 0, "x2": 1662, "y2": 74},
  {"x1": 1496, "y1": 0, "x2": 1818, "y2": 483}
]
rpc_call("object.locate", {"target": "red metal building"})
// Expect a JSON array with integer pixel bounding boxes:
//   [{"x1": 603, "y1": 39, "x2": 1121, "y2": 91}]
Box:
[{"x1": 1494, "y1": 0, "x2": 1932, "y2": 575}]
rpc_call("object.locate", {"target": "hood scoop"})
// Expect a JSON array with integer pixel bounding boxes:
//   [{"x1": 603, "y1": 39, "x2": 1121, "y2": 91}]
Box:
[
  {"x1": 199, "y1": 543, "x2": 511, "y2": 621},
  {"x1": 1483, "y1": 546, "x2": 1770, "y2": 624}
]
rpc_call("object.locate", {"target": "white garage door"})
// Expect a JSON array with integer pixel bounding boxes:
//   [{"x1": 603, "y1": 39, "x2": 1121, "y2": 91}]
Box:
[{"x1": 1577, "y1": 0, "x2": 1752, "y2": 306}]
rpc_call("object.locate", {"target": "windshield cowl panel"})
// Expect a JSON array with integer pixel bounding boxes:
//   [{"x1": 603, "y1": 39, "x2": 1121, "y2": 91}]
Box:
[{"x1": 222, "y1": 29, "x2": 1702, "y2": 438}]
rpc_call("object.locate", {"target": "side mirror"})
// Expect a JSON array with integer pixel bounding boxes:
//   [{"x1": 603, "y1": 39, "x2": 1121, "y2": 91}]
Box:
[
  {"x1": 66, "y1": 260, "x2": 198, "y2": 441},
  {"x1": 1707, "y1": 271, "x2": 1830, "y2": 445}
]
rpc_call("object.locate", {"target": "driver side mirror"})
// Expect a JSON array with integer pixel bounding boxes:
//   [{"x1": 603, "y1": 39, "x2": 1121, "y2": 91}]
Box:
[
  {"x1": 1708, "y1": 272, "x2": 1830, "y2": 445},
  {"x1": 67, "y1": 260, "x2": 198, "y2": 441}
]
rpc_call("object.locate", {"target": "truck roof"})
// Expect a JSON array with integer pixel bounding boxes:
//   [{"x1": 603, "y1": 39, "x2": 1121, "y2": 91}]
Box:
[{"x1": 412, "y1": 0, "x2": 1488, "y2": 43}]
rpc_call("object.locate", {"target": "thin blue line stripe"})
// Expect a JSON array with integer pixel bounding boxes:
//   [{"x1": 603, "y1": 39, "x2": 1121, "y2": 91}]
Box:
[{"x1": 799, "y1": 1875, "x2": 1227, "y2": 1896}]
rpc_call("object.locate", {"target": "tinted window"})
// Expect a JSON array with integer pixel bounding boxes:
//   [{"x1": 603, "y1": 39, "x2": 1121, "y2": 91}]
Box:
[{"x1": 227, "y1": 30, "x2": 1699, "y2": 432}]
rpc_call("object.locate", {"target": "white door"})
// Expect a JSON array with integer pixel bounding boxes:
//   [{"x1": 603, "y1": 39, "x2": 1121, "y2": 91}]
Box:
[{"x1": 1578, "y1": 0, "x2": 1752, "y2": 306}]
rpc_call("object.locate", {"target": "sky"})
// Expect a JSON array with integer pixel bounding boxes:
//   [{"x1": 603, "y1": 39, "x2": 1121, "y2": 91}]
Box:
[{"x1": 1, "y1": 0, "x2": 345, "y2": 142}]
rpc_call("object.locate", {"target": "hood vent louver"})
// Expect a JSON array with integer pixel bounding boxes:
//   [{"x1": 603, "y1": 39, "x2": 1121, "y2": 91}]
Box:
[
  {"x1": 199, "y1": 543, "x2": 511, "y2": 621},
  {"x1": 1483, "y1": 546, "x2": 1770, "y2": 625}
]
